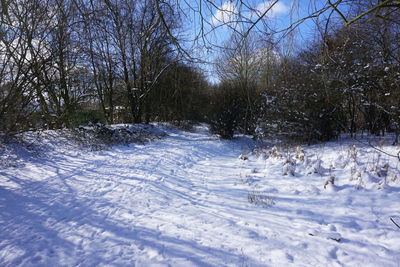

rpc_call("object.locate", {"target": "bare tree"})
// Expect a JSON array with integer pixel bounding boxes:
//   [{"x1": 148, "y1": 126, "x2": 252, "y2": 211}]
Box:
[{"x1": 0, "y1": 0, "x2": 52, "y2": 136}]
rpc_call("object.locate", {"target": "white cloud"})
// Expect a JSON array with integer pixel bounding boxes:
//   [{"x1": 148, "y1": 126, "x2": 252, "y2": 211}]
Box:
[
  {"x1": 254, "y1": 1, "x2": 289, "y2": 18},
  {"x1": 210, "y1": 1, "x2": 237, "y2": 26},
  {"x1": 210, "y1": 1, "x2": 289, "y2": 27}
]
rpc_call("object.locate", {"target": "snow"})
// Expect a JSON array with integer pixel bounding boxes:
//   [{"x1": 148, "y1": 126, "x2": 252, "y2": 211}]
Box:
[{"x1": 1, "y1": 125, "x2": 400, "y2": 266}]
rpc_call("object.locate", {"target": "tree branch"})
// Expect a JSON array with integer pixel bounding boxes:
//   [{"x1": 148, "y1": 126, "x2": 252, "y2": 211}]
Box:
[{"x1": 390, "y1": 217, "x2": 400, "y2": 229}]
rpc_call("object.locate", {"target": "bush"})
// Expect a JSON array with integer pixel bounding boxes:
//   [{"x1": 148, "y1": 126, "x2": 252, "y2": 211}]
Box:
[
  {"x1": 72, "y1": 124, "x2": 166, "y2": 150},
  {"x1": 70, "y1": 109, "x2": 106, "y2": 127},
  {"x1": 209, "y1": 109, "x2": 238, "y2": 139},
  {"x1": 169, "y1": 120, "x2": 197, "y2": 131},
  {"x1": 208, "y1": 84, "x2": 243, "y2": 139}
]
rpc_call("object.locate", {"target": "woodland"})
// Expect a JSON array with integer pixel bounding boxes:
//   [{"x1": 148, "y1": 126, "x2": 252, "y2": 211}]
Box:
[{"x1": 0, "y1": 0, "x2": 399, "y2": 142}]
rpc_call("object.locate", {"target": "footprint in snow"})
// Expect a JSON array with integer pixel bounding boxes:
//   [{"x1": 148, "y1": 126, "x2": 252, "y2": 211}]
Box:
[
  {"x1": 328, "y1": 224, "x2": 337, "y2": 232},
  {"x1": 270, "y1": 249, "x2": 294, "y2": 263},
  {"x1": 246, "y1": 229, "x2": 259, "y2": 239},
  {"x1": 329, "y1": 246, "x2": 338, "y2": 259},
  {"x1": 31, "y1": 256, "x2": 42, "y2": 264},
  {"x1": 308, "y1": 229, "x2": 342, "y2": 242},
  {"x1": 345, "y1": 196, "x2": 353, "y2": 205},
  {"x1": 295, "y1": 209, "x2": 315, "y2": 216}
]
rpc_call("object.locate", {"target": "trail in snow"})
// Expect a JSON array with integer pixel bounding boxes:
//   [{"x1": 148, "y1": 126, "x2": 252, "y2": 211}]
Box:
[{"x1": 1, "y1": 125, "x2": 400, "y2": 266}]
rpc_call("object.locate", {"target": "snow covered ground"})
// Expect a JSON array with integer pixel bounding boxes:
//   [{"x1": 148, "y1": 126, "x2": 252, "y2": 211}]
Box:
[{"x1": 1, "y1": 124, "x2": 400, "y2": 266}]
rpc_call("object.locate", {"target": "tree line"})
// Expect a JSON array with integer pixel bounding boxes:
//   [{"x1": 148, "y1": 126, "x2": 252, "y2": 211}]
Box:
[
  {"x1": 0, "y1": 0, "x2": 208, "y2": 138},
  {"x1": 210, "y1": 1, "x2": 399, "y2": 143},
  {"x1": 1, "y1": 0, "x2": 399, "y2": 144}
]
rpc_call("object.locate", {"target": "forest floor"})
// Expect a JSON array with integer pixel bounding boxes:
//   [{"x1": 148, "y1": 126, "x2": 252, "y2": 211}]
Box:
[{"x1": 1, "y1": 124, "x2": 400, "y2": 266}]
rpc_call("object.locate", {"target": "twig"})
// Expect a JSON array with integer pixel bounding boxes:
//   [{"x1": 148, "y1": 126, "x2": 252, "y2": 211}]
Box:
[
  {"x1": 345, "y1": 0, "x2": 397, "y2": 25},
  {"x1": 328, "y1": 0, "x2": 348, "y2": 24},
  {"x1": 390, "y1": 217, "x2": 400, "y2": 229},
  {"x1": 242, "y1": 0, "x2": 279, "y2": 39}
]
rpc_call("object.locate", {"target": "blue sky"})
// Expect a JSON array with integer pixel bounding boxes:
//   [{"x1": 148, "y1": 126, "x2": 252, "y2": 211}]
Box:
[
  {"x1": 176, "y1": 0, "x2": 342, "y2": 82},
  {"x1": 179, "y1": 0, "x2": 331, "y2": 46}
]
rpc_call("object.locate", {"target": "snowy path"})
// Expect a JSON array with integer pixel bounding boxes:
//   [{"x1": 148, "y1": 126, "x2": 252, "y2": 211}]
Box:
[{"x1": 1, "y1": 126, "x2": 400, "y2": 266}]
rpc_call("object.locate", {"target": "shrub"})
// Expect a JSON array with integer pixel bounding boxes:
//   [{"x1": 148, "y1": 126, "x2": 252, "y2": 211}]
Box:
[
  {"x1": 248, "y1": 190, "x2": 275, "y2": 207},
  {"x1": 72, "y1": 124, "x2": 166, "y2": 150},
  {"x1": 70, "y1": 109, "x2": 106, "y2": 127},
  {"x1": 208, "y1": 90, "x2": 241, "y2": 139}
]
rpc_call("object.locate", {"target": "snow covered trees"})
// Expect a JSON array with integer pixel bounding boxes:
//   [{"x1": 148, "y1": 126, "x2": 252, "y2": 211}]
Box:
[
  {"x1": 256, "y1": 8, "x2": 399, "y2": 142},
  {"x1": 1, "y1": 0, "x2": 398, "y2": 142}
]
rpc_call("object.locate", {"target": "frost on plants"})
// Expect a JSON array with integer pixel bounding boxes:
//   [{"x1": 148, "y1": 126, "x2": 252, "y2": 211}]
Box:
[
  {"x1": 269, "y1": 146, "x2": 282, "y2": 158},
  {"x1": 248, "y1": 191, "x2": 275, "y2": 207},
  {"x1": 283, "y1": 155, "x2": 296, "y2": 176}
]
